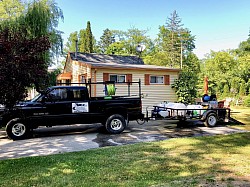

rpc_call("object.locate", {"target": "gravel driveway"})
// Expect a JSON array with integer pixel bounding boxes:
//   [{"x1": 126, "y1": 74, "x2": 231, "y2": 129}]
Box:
[{"x1": 0, "y1": 120, "x2": 247, "y2": 160}]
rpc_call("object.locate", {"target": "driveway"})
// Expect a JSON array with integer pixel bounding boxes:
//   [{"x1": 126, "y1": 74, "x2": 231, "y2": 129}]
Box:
[{"x1": 0, "y1": 120, "x2": 247, "y2": 160}]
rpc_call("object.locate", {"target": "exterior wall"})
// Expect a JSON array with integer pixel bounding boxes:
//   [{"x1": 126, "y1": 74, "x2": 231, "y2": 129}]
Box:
[
  {"x1": 91, "y1": 68, "x2": 178, "y2": 114},
  {"x1": 71, "y1": 61, "x2": 88, "y2": 83}
]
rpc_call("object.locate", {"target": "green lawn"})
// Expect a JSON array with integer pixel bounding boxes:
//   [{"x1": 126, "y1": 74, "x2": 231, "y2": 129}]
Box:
[
  {"x1": 0, "y1": 132, "x2": 250, "y2": 187},
  {"x1": 230, "y1": 106, "x2": 250, "y2": 130},
  {"x1": 0, "y1": 106, "x2": 249, "y2": 187}
]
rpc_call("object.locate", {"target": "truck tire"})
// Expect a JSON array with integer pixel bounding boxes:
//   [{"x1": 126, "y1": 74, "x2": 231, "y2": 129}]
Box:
[
  {"x1": 204, "y1": 113, "x2": 217, "y2": 127},
  {"x1": 6, "y1": 118, "x2": 31, "y2": 140},
  {"x1": 105, "y1": 114, "x2": 126, "y2": 134}
]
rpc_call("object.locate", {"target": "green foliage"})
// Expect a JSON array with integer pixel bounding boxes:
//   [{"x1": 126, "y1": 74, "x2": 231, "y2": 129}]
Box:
[
  {"x1": 0, "y1": 0, "x2": 63, "y2": 108},
  {"x1": 65, "y1": 31, "x2": 78, "y2": 52},
  {"x1": 65, "y1": 21, "x2": 96, "y2": 54},
  {"x1": 222, "y1": 84, "x2": 230, "y2": 98},
  {"x1": 23, "y1": 0, "x2": 64, "y2": 64},
  {"x1": 243, "y1": 95, "x2": 250, "y2": 107},
  {"x1": 47, "y1": 68, "x2": 62, "y2": 86},
  {"x1": 239, "y1": 83, "x2": 246, "y2": 96},
  {"x1": 203, "y1": 50, "x2": 237, "y2": 96},
  {"x1": 98, "y1": 28, "x2": 115, "y2": 53},
  {"x1": 152, "y1": 10, "x2": 195, "y2": 68},
  {"x1": 172, "y1": 53, "x2": 200, "y2": 104},
  {"x1": 106, "y1": 41, "x2": 127, "y2": 55},
  {"x1": 236, "y1": 38, "x2": 250, "y2": 56},
  {"x1": 0, "y1": 0, "x2": 24, "y2": 21},
  {"x1": 85, "y1": 21, "x2": 93, "y2": 53}
]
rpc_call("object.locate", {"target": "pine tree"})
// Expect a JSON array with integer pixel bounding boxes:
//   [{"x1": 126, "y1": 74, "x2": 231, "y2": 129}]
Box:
[
  {"x1": 99, "y1": 28, "x2": 115, "y2": 53},
  {"x1": 156, "y1": 10, "x2": 195, "y2": 68},
  {"x1": 85, "y1": 21, "x2": 93, "y2": 53}
]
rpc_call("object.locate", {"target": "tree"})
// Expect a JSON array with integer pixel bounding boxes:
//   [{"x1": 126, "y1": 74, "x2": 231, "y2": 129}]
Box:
[
  {"x1": 239, "y1": 83, "x2": 246, "y2": 97},
  {"x1": 78, "y1": 29, "x2": 86, "y2": 52},
  {"x1": 171, "y1": 53, "x2": 200, "y2": 103},
  {"x1": 106, "y1": 27, "x2": 152, "y2": 56},
  {"x1": 0, "y1": 0, "x2": 63, "y2": 108},
  {"x1": 106, "y1": 41, "x2": 127, "y2": 55},
  {"x1": 65, "y1": 31, "x2": 78, "y2": 52},
  {"x1": 47, "y1": 68, "x2": 62, "y2": 86},
  {"x1": 0, "y1": 0, "x2": 24, "y2": 21},
  {"x1": 222, "y1": 84, "x2": 230, "y2": 98},
  {"x1": 23, "y1": 0, "x2": 64, "y2": 65},
  {"x1": 85, "y1": 21, "x2": 93, "y2": 53},
  {"x1": 154, "y1": 10, "x2": 195, "y2": 68},
  {"x1": 203, "y1": 50, "x2": 237, "y2": 96},
  {"x1": 98, "y1": 28, "x2": 115, "y2": 53},
  {"x1": 0, "y1": 27, "x2": 51, "y2": 108},
  {"x1": 66, "y1": 21, "x2": 97, "y2": 53}
]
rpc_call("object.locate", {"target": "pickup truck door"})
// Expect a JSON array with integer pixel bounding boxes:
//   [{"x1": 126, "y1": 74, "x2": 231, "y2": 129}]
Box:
[
  {"x1": 43, "y1": 88, "x2": 71, "y2": 123},
  {"x1": 44, "y1": 87, "x2": 90, "y2": 124}
]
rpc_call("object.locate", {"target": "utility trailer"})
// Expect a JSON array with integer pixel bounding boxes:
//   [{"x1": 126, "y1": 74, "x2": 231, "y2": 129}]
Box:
[{"x1": 146, "y1": 102, "x2": 231, "y2": 127}]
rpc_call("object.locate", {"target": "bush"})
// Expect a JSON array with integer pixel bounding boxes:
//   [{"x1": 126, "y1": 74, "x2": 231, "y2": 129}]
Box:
[{"x1": 244, "y1": 95, "x2": 250, "y2": 107}]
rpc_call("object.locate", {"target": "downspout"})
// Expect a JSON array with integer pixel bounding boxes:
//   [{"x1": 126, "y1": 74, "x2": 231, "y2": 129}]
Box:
[{"x1": 94, "y1": 69, "x2": 97, "y2": 97}]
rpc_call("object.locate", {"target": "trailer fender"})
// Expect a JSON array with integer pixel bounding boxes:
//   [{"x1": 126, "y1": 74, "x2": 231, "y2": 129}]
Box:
[{"x1": 201, "y1": 110, "x2": 217, "y2": 121}]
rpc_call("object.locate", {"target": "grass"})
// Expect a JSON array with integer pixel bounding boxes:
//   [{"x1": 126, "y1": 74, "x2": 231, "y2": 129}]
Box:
[
  {"x1": 0, "y1": 132, "x2": 250, "y2": 187},
  {"x1": 229, "y1": 106, "x2": 250, "y2": 130}
]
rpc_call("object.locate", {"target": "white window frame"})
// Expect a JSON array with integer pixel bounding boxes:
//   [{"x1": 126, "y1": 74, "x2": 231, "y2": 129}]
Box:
[
  {"x1": 150, "y1": 75, "x2": 164, "y2": 84},
  {"x1": 109, "y1": 74, "x2": 126, "y2": 83}
]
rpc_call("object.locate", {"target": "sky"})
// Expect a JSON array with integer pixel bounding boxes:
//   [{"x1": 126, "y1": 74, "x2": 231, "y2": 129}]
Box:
[{"x1": 55, "y1": 0, "x2": 250, "y2": 59}]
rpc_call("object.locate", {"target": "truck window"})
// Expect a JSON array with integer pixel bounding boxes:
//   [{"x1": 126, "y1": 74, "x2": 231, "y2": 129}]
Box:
[
  {"x1": 49, "y1": 88, "x2": 68, "y2": 101},
  {"x1": 68, "y1": 88, "x2": 86, "y2": 101}
]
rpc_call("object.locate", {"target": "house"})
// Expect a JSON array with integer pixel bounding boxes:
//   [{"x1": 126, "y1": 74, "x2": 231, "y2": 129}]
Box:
[{"x1": 57, "y1": 52, "x2": 181, "y2": 113}]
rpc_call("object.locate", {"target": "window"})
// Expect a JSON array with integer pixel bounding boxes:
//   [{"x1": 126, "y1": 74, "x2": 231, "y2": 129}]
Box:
[
  {"x1": 150, "y1": 76, "x2": 164, "y2": 84},
  {"x1": 49, "y1": 88, "x2": 68, "y2": 101},
  {"x1": 79, "y1": 75, "x2": 86, "y2": 83},
  {"x1": 66, "y1": 79, "x2": 71, "y2": 85},
  {"x1": 71, "y1": 88, "x2": 86, "y2": 100},
  {"x1": 109, "y1": 74, "x2": 126, "y2": 83}
]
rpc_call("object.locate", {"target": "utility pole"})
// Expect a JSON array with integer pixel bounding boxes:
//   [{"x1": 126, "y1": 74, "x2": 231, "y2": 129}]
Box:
[{"x1": 180, "y1": 41, "x2": 183, "y2": 69}]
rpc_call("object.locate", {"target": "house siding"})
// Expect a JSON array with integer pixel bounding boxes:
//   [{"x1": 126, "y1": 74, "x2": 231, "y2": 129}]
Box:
[
  {"x1": 92, "y1": 68, "x2": 178, "y2": 113},
  {"x1": 71, "y1": 61, "x2": 88, "y2": 83}
]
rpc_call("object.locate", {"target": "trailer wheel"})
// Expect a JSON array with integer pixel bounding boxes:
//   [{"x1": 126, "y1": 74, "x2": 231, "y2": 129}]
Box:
[
  {"x1": 6, "y1": 118, "x2": 31, "y2": 140},
  {"x1": 105, "y1": 114, "x2": 126, "y2": 134},
  {"x1": 204, "y1": 113, "x2": 217, "y2": 127}
]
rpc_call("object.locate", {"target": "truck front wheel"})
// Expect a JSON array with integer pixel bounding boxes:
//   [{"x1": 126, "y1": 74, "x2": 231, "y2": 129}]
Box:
[
  {"x1": 6, "y1": 118, "x2": 31, "y2": 140},
  {"x1": 105, "y1": 114, "x2": 126, "y2": 134},
  {"x1": 204, "y1": 113, "x2": 217, "y2": 127}
]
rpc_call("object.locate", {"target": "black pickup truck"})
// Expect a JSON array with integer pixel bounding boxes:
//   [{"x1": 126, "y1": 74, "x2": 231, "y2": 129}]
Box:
[{"x1": 0, "y1": 83, "x2": 144, "y2": 140}]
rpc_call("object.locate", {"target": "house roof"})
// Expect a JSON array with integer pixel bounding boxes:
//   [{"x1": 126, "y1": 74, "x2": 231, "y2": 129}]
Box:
[
  {"x1": 69, "y1": 52, "x2": 180, "y2": 72},
  {"x1": 70, "y1": 52, "x2": 144, "y2": 65}
]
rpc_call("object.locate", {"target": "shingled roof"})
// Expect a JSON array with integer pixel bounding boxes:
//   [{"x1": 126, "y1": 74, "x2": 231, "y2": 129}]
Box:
[{"x1": 70, "y1": 52, "x2": 144, "y2": 65}]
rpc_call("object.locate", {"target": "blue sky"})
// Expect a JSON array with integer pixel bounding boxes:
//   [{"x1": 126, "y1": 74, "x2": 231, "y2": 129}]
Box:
[{"x1": 56, "y1": 0, "x2": 250, "y2": 59}]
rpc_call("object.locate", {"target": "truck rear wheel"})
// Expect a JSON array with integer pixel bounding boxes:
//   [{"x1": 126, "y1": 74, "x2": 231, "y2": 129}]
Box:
[
  {"x1": 105, "y1": 114, "x2": 126, "y2": 134},
  {"x1": 204, "y1": 113, "x2": 217, "y2": 127},
  {"x1": 6, "y1": 118, "x2": 31, "y2": 140}
]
